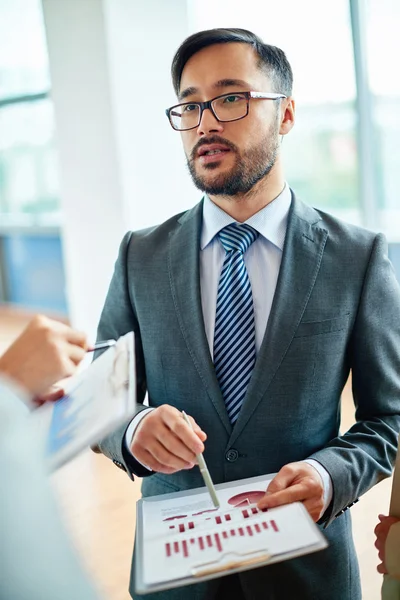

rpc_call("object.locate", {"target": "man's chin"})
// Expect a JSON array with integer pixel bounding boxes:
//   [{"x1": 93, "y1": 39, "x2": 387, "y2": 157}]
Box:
[{"x1": 194, "y1": 167, "x2": 231, "y2": 187}]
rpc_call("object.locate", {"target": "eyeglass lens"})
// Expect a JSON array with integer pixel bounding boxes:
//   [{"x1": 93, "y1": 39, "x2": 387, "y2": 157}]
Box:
[{"x1": 170, "y1": 93, "x2": 248, "y2": 130}]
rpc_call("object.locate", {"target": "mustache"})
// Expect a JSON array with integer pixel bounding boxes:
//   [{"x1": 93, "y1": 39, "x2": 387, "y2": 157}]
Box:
[{"x1": 190, "y1": 136, "x2": 238, "y2": 161}]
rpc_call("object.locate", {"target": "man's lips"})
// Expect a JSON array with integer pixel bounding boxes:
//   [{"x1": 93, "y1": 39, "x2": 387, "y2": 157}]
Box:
[
  {"x1": 197, "y1": 143, "x2": 231, "y2": 158},
  {"x1": 195, "y1": 144, "x2": 232, "y2": 165}
]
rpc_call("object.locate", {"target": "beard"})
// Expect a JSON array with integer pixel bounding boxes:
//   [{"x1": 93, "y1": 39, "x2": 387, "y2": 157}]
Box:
[{"x1": 186, "y1": 117, "x2": 280, "y2": 196}]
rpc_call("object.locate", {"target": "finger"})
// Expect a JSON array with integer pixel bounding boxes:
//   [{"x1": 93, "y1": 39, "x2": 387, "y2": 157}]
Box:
[
  {"x1": 134, "y1": 449, "x2": 177, "y2": 474},
  {"x1": 377, "y1": 563, "x2": 388, "y2": 575},
  {"x1": 67, "y1": 343, "x2": 87, "y2": 366},
  {"x1": 65, "y1": 326, "x2": 88, "y2": 349},
  {"x1": 149, "y1": 433, "x2": 199, "y2": 467},
  {"x1": 258, "y1": 482, "x2": 307, "y2": 509},
  {"x1": 134, "y1": 444, "x2": 194, "y2": 473},
  {"x1": 374, "y1": 537, "x2": 383, "y2": 550},
  {"x1": 133, "y1": 423, "x2": 198, "y2": 468},
  {"x1": 186, "y1": 415, "x2": 207, "y2": 442},
  {"x1": 266, "y1": 469, "x2": 297, "y2": 495},
  {"x1": 34, "y1": 388, "x2": 65, "y2": 404},
  {"x1": 302, "y1": 498, "x2": 324, "y2": 522},
  {"x1": 164, "y1": 413, "x2": 205, "y2": 455}
]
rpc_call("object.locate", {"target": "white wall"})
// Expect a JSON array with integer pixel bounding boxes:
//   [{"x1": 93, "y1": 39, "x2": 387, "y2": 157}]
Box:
[{"x1": 42, "y1": 0, "x2": 197, "y2": 339}]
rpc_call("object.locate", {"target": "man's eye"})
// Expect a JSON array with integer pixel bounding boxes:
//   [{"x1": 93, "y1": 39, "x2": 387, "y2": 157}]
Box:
[
  {"x1": 182, "y1": 104, "x2": 198, "y2": 113},
  {"x1": 223, "y1": 95, "x2": 242, "y2": 103}
]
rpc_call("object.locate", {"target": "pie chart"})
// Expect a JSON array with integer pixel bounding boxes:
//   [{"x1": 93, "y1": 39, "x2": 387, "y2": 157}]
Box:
[{"x1": 227, "y1": 491, "x2": 265, "y2": 507}]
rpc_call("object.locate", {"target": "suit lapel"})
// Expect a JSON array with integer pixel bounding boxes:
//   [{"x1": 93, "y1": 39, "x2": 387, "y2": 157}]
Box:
[
  {"x1": 168, "y1": 200, "x2": 232, "y2": 434},
  {"x1": 230, "y1": 195, "x2": 329, "y2": 443}
]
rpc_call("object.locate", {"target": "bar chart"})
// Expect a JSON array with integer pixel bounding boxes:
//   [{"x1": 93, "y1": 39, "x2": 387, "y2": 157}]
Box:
[
  {"x1": 139, "y1": 476, "x2": 328, "y2": 592},
  {"x1": 165, "y1": 517, "x2": 279, "y2": 559}
]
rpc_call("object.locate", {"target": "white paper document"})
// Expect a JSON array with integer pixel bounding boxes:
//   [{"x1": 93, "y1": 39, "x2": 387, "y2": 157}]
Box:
[
  {"x1": 135, "y1": 473, "x2": 328, "y2": 594},
  {"x1": 30, "y1": 331, "x2": 136, "y2": 471}
]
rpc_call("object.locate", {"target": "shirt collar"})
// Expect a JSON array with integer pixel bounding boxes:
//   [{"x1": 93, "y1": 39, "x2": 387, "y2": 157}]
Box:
[{"x1": 201, "y1": 183, "x2": 292, "y2": 251}]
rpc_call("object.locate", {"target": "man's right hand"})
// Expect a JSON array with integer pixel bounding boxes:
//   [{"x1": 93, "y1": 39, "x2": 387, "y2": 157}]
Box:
[
  {"x1": 0, "y1": 315, "x2": 88, "y2": 397},
  {"x1": 130, "y1": 405, "x2": 207, "y2": 474}
]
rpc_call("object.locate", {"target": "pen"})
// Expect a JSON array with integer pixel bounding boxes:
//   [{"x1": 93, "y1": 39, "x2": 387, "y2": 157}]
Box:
[
  {"x1": 87, "y1": 339, "x2": 116, "y2": 352},
  {"x1": 182, "y1": 411, "x2": 220, "y2": 509}
]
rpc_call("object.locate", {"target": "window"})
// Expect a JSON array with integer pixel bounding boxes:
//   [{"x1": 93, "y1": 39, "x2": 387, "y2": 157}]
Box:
[
  {"x1": 366, "y1": 0, "x2": 400, "y2": 239},
  {"x1": 0, "y1": 0, "x2": 60, "y2": 221},
  {"x1": 189, "y1": 0, "x2": 360, "y2": 222}
]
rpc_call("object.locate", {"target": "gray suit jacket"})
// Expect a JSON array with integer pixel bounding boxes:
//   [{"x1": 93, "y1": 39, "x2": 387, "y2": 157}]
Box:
[
  {"x1": 0, "y1": 381, "x2": 100, "y2": 600},
  {"x1": 97, "y1": 193, "x2": 400, "y2": 600}
]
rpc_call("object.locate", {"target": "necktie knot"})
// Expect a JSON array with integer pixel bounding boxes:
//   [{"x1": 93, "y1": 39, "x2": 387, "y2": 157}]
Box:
[{"x1": 218, "y1": 223, "x2": 259, "y2": 255}]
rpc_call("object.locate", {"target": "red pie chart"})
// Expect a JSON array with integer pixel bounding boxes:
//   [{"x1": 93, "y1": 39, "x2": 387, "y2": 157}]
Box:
[{"x1": 227, "y1": 491, "x2": 265, "y2": 507}]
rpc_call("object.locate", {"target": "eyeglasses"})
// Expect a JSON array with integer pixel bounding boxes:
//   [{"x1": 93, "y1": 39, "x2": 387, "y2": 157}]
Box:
[{"x1": 165, "y1": 91, "x2": 287, "y2": 131}]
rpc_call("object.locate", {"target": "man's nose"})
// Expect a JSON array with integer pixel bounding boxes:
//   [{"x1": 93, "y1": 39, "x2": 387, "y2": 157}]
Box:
[{"x1": 196, "y1": 107, "x2": 224, "y2": 136}]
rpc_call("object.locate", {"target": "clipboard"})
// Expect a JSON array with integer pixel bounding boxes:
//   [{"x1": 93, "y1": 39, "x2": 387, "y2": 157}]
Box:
[
  {"x1": 30, "y1": 331, "x2": 136, "y2": 471},
  {"x1": 134, "y1": 473, "x2": 328, "y2": 594}
]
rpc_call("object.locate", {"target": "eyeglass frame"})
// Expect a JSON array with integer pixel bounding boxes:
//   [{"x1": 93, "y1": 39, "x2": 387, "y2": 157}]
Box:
[{"x1": 165, "y1": 91, "x2": 287, "y2": 131}]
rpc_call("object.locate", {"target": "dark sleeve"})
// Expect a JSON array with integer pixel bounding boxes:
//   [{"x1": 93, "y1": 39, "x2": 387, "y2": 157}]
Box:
[
  {"x1": 94, "y1": 232, "x2": 152, "y2": 480},
  {"x1": 309, "y1": 233, "x2": 400, "y2": 526}
]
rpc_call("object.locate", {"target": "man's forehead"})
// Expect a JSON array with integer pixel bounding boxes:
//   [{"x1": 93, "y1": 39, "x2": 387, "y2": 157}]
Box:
[{"x1": 179, "y1": 43, "x2": 270, "y2": 99}]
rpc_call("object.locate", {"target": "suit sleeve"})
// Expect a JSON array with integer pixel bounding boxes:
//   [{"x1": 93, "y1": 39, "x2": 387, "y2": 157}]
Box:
[
  {"x1": 95, "y1": 232, "x2": 152, "y2": 479},
  {"x1": 309, "y1": 233, "x2": 400, "y2": 526}
]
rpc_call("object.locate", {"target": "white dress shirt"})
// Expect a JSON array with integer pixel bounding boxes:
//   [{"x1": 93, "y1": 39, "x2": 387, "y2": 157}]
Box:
[{"x1": 125, "y1": 184, "x2": 332, "y2": 517}]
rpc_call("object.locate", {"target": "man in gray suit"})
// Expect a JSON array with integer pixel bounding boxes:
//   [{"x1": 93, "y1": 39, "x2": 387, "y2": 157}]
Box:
[{"x1": 96, "y1": 28, "x2": 400, "y2": 599}]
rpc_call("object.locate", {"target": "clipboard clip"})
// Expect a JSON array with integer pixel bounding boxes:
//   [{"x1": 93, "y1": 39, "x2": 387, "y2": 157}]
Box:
[{"x1": 191, "y1": 550, "x2": 272, "y2": 578}]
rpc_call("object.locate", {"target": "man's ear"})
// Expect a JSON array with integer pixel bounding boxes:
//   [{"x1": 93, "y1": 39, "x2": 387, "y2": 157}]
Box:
[{"x1": 279, "y1": 98, "x2": 295, "y2": 136}]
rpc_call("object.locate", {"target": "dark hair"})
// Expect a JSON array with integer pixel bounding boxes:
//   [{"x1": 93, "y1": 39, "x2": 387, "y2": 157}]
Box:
[{"x1": 171, "y1": 28, "x2": 293, "y2": 97}]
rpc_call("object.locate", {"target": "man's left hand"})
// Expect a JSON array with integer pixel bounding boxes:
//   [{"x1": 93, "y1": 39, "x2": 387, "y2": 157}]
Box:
[{"x1": 257, "y1": 462, "x2": 325, "y2": 522}]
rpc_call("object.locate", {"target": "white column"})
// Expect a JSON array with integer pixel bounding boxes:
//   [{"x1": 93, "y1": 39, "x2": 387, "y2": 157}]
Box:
[{"x1": 42, "y1": 0, "x2": 193, "y2": 339}]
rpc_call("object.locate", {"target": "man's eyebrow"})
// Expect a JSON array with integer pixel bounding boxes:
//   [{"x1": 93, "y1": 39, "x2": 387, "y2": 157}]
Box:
[
  {"x1": 179, "y1": 86, "x2": 198, "y2": 101},
  {"x1": 213, "y1": 78, "x2": 250, "y2": 90},
  {"x1": 178, "y1": 79, "x2": 251, "y2": 101}
]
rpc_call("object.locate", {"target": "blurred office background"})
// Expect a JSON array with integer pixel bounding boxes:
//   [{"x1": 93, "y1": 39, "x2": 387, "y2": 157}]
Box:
[{"x1": 0, "y1": 1, "x2": 398, "y2": 599}]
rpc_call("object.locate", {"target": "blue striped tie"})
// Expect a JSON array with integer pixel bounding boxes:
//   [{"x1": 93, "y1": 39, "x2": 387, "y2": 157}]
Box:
[{"x1": 213, "y1": 223, "x2": 259, "y2": 424}]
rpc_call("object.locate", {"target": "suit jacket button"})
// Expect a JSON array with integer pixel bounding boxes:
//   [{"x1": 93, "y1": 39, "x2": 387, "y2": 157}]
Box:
[{"x1": 225, "y1": 449, "x2": 239, "y2": 462}]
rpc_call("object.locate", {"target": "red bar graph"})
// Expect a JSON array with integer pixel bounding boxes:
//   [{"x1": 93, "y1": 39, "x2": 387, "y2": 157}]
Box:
[{"x1": 164, "y1": 518, "x2": 280, "y2": 558}]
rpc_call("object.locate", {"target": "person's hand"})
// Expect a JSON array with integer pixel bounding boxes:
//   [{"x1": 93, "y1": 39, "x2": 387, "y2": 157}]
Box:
[
  {"x1": 33, "y1": 385, "x2": 66, "y2": 407},
  {"x1": 130, "y1": 405, "x2": 207, "y2": 474},
  {"x1": 0, "y1": 315, "x2": 88, "y2": 397},
  {"x1": 374, "y1": 514, "x2": 400, "y2": 574},
  {"x1": 256, "y1": 461, "x2": 325, "y2": 522}
]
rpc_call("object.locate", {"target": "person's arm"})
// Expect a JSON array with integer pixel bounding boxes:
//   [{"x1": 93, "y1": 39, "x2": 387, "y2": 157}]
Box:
[
  {"x1": 94, "y1": 232, "x2": 155, "y2": 478},
  {"x1": 0, "y1": 382, "x2": 101, "y2": 600},
  {"x1": 257, "y1": 234, "x2": 400, "y2": 525}
]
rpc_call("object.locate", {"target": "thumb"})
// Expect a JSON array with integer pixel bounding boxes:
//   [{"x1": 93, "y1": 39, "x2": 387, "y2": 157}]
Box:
[
  {"x1": 267, "y1": 468, "x2": 295, "y2": 494},
  {"x1": 33, "y1": 387, "x2": 65, "y2": 406}
]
